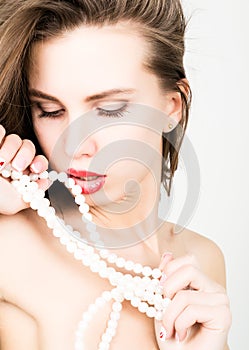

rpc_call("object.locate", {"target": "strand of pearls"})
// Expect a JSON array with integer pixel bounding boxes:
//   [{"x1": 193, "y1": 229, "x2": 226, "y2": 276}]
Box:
[{"x1": 0, "y1": 166, "x2": 170, "y2": 350}]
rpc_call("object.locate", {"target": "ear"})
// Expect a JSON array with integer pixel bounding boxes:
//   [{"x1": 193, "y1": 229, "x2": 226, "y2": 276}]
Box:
[{"x1": 162, "y1": 79, "x2": 190, "y2": 133}]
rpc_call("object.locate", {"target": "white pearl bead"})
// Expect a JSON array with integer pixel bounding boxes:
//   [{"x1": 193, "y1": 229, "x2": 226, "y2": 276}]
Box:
[
  {"x1": 34, "y1": 189, "x2": 45, "y2": 199},
  {"x1": 131, "y1": 297, "x2": 140, "y2": 307},
  {"x1": 116, "y1": 257, "x2": 125, "y2": 268},
  {"x1": 111, "y1": 289, "x2": 124, "y2": 303},
  {"x1": 1, "y1": 169, "x2": 11, "y2": 178},
  {"x1": 98, "y1": 342, "x2": 109, "y2": 350},
  {"x1": 107, "y1": 254, "x2": 118, "y2": 264},
  {"x1": 83, "y1": 212, "x2": 92, "y2": 222},
  {"x1": 10, "y1": 170, "x2": 22, "y2": 180},
  {"x1": 90, "y1": 261, "x2": 101, "y2": 273},
  {"x1": 133, "y1": 263, "x2": 143, "y2": 274},
  {"x1": 66, "y1": 242, "x2": 77, "y2": 253},
  {"x1": 64, "y1": 177, "x2": 75, "y2": 188},
  {"x1": 60, "y1": 235, "x2": 71, "y2": 245},
  {"x1": 74, "y1": 249, "x2": 84, "y2": 260},
  {"x1": 82, "y1": 255, "x2": 92, "y2": 266},
  {"x1": 112, "y1": 301, "x2": 122, "y2": 312},
  {"x1": 86, "y1": 222, "x2": 96, "y2": 233},
  {"x1": 152, "y1": 268, "x2": 162, "y2": 279},
  {"x1": 110, "y1": 311, "x2": 120, "y2": 321},
  {"x1": 155, "y1": 311, "x2": 164, "y2": 321},
  {"x1": 79, "y1": 203, "x2": 89, "y2": 214},
  {"x1": 124, "y1": 260, "x2": 134, "y2": 271},
  {"x1": 29, "y1": 173, "x2": 39, "y2": 181},
  {"x1": 123, "y1": 290, "x2": 133, "y2": 300},
  {"x1": 162, "y1": 297, "x2": 171, "y2": 309},
  {"x1": 75, "y1": 194, "x2": 85, "y2": 205},
  {"x1": 39, "y1": 170, "x2": 49, "y2": 179},
  {"x1": 88, "y1": 304, "x2": 98, "y2": 314},
  {"x1": 106, "y1": 327, "x2": 116, "y2": 337},
  {"x1": 22, "y1": 192, "x2": 34, "y2": 203},
  {"x1": 48, "y1": 170, "x2": 58, "y2": 182},
  {"x1": 26, "y1": 181, "x2": 39, "y2": 192},
  {"x1": 138, "y1": 302, "x2": 149, "y2": 313},
  {"x1": 20, "y1": 175, "x2": 30, "y2": 184},
  {"x1": 99, "y1": 249, "x2": 109, "y2": 259},
  {"x1": 142, "y1": 266, "x2": 152, "y2": 277},
  {"x1": 134, "y1": 288, "x2": 144, "y2": 298},
  {"x1": 38, "y1": 206, "x2": 49, "y2": 218},
  {"x1": 146, "y1": 306, "x2": 157, "y2": 318},
  {"x1": 72, "y1": 185, "x2": 82, "y2": 196}
]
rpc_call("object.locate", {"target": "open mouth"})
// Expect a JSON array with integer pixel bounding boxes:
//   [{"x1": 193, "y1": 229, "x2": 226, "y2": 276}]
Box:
[{"x1": 67, "y1": 169, "x2": 106, "y2": 195}]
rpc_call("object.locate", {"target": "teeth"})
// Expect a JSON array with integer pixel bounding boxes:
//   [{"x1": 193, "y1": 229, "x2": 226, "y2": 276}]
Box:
[{"x1": 80, "y1": 176, "x2": 99, "y2": 181}]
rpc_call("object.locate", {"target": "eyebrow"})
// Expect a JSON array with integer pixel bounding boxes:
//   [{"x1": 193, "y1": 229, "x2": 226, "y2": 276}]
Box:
[{"x1": 29, "y1": 88, "x2": 136, "y2": 103}]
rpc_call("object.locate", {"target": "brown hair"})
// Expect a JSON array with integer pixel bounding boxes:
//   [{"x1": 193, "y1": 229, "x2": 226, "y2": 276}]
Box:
[{"x1": 0, "y1": 0, "x2": 191, "y2": 195}]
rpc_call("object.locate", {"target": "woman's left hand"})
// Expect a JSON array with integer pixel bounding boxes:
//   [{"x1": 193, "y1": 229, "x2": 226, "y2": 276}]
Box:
[{"x1": 154, "y1": 253, "x2": 232, "y2": 350}]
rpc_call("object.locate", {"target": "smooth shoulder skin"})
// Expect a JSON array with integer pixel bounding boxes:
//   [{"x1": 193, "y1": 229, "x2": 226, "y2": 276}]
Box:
[{"x1": 0, "y1": 211, "x2": 229, "y2": 350}]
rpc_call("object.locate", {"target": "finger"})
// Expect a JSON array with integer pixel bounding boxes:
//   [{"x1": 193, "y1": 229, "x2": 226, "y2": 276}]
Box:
[
  {"x1": 0, "y1": 177, "x2": 29, "y2": 215},
  {"x1": 11, "y1": 139, "x2": 36, "y2": 172},
  {"x1": 162, "y1": 290, "x2": 229, "y2": 338},
  {"x1": 163, "y1": 254, "x2": 200, "y2": 277},
  {"x1": 162, "y1": 264, "x2": 224, "y2": 299},
  {"x1": 30, "y1": 155, "x2": 48, "y2": 173},
  {"x1": 159, "y1": 251, "x2": 174, "y2": 270},
  {"x1": 0, "y1": 134, "x2": 22, "y2": 170},
  {"x1": 174, "y1": 304, "x2": 232, "y2": 342}
]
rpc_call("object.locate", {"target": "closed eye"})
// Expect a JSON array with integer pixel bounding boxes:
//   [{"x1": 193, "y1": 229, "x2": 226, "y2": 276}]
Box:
[
  {"x1": 38, "y1": 109, "x2": 65, "y2": 118},
  {"x1": 96, "y1": 103, "x2": 129, "y2": 118},
  {"x1": 34, "y1": 103, "x2": 65, "y2": 118}
]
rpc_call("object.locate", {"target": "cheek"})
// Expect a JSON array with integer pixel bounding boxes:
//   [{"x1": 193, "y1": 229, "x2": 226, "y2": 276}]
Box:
[{"x1": 33, "y1": 122, "x2": 57, "y2": 157}]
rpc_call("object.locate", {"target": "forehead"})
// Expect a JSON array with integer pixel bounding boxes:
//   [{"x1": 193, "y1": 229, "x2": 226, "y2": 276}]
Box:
[{"x1": 29, "y1": 24, "x2": 149, "y2": 97}]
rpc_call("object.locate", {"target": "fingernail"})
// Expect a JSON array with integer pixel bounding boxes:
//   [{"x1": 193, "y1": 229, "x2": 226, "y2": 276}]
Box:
[
  {"x1": 159, "y1": 252, "x2": 173, "y2": 270},
  {"x1": 159, "y1": 272, "x2": 167, "y2": 286},
  {"x1": 159, "y1": 326, "x2": 167, "y2": 342},
  {"x1": 0, "y1": 157, "x2": 6, "y2": 171},
  {"x1": 30, "y1": 162, "x2": 43, "y2": 173},
  {"x1": 175, "y1": 333, "x2": 180, "y2": 343},
  {"x1": 12, "y1": 158, "x2": 27, "y2": 172}
]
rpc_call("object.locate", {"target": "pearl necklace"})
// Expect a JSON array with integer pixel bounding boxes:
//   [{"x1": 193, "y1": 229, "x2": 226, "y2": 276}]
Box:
[{"x1": 0, "y1": 165, "x2": 170, "y2": 350}]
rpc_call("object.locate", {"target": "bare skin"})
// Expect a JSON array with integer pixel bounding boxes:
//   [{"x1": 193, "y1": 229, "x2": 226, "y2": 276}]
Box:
[
  {"x1": 0, "y1": 24, "x2": 231, "y2": 350},
  {"x1": 0, "y1": 208, "x2": 230, "y2": 350}
]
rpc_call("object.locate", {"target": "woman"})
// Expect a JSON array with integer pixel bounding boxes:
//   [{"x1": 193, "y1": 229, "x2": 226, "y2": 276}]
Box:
[{"x1": 0, "y1": 0, "x2": 231, "y2": 349}]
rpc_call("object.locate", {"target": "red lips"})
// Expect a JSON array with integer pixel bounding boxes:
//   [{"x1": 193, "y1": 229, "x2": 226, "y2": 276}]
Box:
[
  {"x1": 67, "y1": 168, "x2": 106, "y2": 195},
  {"x1": 67, "y1": 169, "x2": 104, "y2": 178}
]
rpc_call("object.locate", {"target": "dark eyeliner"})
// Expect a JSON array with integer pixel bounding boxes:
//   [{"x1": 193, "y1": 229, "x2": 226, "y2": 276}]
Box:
[
  {"x1": 36, "y1": 102, "x2": 64, "y2": 118},
  {"x1": 96, "y1": 103, "x2": 129, "y2": 118}
]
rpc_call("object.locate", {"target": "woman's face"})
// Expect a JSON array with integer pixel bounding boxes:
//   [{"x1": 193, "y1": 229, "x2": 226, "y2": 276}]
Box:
[{"x1": 28, "y1": 23, "x2": 181, "y2": 208}]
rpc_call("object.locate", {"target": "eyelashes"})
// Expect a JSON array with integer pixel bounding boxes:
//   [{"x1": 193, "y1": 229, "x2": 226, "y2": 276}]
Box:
[
  {"x1": 96, "y1": 103, "x2": 128, "y2": 118},
  {"x1": 36, "y1": 103, "x2": 129, "y2": 119},
  {"x1": 38, "y1": 109, "x2": 64, "y2": 118}
]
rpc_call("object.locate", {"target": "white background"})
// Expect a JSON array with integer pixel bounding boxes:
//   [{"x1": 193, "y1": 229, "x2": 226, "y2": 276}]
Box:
[{"x1": 167, "y1": 1, "x2": 249, "y2": 348}]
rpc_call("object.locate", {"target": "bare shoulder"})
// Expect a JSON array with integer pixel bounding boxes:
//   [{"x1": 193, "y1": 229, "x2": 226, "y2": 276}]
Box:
[{"x1": 175, "y1": 225, "x2": 227, "y2": 288}]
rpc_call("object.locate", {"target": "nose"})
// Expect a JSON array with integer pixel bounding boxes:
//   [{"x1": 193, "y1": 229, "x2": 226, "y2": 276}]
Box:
[{"x1": 64, "y1": 119, "x2": 97, "y2": 159}]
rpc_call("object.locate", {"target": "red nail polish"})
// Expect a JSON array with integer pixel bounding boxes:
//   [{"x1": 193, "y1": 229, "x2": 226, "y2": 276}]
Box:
[
  {"x1": 159, "y1": 326, "x2": 167, "y2": 342},
  {"x1": 0, "y1": 157, "x2": 6, "y2": 170}
]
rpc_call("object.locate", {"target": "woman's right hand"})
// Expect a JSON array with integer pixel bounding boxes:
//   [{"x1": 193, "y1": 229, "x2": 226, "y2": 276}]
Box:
[{"x1": 0, "y1": 125, "x2": 49, "y2": 215}]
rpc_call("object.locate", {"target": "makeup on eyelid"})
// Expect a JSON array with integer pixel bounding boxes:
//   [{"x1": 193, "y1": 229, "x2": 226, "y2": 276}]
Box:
[{"x1": 33, "y1": 101, "x2": 129, "y2": 119}]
